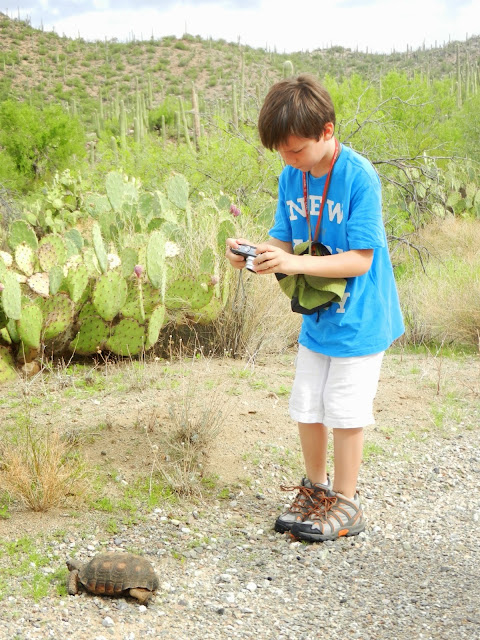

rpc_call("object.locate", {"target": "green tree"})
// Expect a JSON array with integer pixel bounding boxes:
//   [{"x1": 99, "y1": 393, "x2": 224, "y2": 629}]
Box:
[{"x1": 0, "y1": 100, "x2": 85, "y2": 186}]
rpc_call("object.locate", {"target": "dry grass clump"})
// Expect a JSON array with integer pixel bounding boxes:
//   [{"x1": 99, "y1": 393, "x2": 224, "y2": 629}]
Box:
[
  {"x1": 151, "y1": 365, "x2": 234, "y2": 497},
  {"x1": 0, "y1": 399, "x2": 89, "y2": 511},
  {"x1": 397, "y1": 217, "x2": 480, "y2": 348},
  {"x1": 213, "y1": 269, "x2": 301, "y2": 359}
]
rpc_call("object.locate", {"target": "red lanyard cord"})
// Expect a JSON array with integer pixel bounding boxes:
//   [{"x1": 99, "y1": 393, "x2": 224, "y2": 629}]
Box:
[{"x1": 302, "y1": 137, "x2": 340, "y2": 248}]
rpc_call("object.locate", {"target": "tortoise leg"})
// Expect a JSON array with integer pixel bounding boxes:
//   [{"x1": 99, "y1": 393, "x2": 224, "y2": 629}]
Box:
[
  {"x1": 128, "y1": 588, "x2": 154, "y2": 604},
  {"x1": 67, "y1": 569, "x2": 80, "y2": 595}
]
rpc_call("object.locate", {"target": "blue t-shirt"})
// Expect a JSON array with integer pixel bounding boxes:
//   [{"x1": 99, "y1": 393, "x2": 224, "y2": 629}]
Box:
[{"x1": 269, "y1": 144, "x2": 405, "y2": 357}]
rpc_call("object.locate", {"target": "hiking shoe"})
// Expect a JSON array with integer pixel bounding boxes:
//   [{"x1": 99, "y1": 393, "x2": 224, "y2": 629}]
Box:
[
  {"x1": 290, "y1": 490, "x2": 365, "y2": 542},
  {"x1": 274, "y1": 476, "x2": 332, "y2": 534}
]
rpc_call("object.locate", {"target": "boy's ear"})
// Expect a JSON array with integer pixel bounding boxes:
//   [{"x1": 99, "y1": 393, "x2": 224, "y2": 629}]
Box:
[{"x1": 323, "y1": 122, "x2": 335, "y2": 139}]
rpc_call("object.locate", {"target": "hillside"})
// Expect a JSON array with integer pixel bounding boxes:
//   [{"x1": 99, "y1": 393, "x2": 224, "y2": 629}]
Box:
[{"x1": 1, "y1": 12, "x2": 480, "y2": 123}]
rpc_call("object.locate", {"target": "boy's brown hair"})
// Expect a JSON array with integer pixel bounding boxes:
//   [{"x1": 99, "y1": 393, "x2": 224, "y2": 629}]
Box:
[{"x1": 258, "y1": 74, "x2": 336, "y2": 150}]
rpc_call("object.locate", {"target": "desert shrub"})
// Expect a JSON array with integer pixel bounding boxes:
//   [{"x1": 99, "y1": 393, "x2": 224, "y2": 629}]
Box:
[
  {"x1": 0, "y1": 381, "x2": 89, "y2": 511},
  {"x1": 0, "y1": 100, "x2": 86, "y2": 187},
  {"x1": 397, "y1": 217, "x2": 480, "y2": 348}
]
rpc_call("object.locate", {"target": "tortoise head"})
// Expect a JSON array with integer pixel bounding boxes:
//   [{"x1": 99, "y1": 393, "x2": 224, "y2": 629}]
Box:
[{"x1": 66, "y1": 558, "x2": 83, "y2": 572}]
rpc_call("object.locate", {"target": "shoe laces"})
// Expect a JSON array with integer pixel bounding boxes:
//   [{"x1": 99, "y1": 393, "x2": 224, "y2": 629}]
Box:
[
  {"x1": 279, "y1": 484, "x2": 316, "y2": 511},
  {"x1": 305, "y1": 493, "x2": 338, "y2": 519},
  {"x1": 280, "y1": 483, "x2": 330, "y2": 512}
]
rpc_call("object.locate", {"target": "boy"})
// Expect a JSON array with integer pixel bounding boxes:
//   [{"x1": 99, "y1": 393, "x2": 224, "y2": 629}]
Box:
[{"x1": 226, "y1": 74, "x2": 404, "y2": 543}]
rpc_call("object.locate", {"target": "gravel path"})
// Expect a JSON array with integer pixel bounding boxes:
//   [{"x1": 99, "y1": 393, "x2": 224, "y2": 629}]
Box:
[{"x1": 1, "y1": 425, "x2": 479, "y2": 640}]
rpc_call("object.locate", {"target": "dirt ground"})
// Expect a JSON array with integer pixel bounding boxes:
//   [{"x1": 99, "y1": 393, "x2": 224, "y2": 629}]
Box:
[{"x1": 0, "y1": 346, "x2": 478, "y2": 539}]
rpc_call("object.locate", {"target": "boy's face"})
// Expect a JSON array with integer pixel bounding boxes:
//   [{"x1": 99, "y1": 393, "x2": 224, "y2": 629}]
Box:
[{"x1": 276, "y1": 125, "x2": 334, "y2": 176}]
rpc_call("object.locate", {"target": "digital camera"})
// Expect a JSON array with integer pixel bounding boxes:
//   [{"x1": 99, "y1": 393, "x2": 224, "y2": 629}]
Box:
[{"x1": 230, "y1": 244, "x2": 257, "y2": 272}]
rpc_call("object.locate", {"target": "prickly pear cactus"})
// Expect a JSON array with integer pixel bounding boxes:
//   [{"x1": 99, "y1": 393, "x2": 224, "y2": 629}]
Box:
[
  {"x1": 17, "y1": 303, "x2": 43, "y2": 350},
  {"x1": 1, "y1": 271, "x2": 22, "y2": 320},
  {"x1": 14, "y1": 243, "x2": 36, "y2": 277},
  {"x1": 92, "y1": 271, "x2": 128, "y2": 322},
  {"x1": 166, "y1": 174, "x2": 189, "y2": 211},
  {"x1": 146, "y1": 231, "x2": 166, "y2": 293},
  {"x1": 105, "y1": 318, "x2": 145, "y2": 356},
  {"x1": 27, "y1": 272, "x2": 50, "y2": 298},
  {"x1": 165, "y1": 275, "x2": 213, "y2": 310},
  {"x1": 41, "y1": 294, "x2": 74, "y2": 342},
  {"x1": 49, "y1": 265, "x2": 65, "y2": 295},
  {"x1": 38, "y1": 235, "x2": 67, "y2": 272},
  {"x1": 120, "y1": 247, "x2": 138, "y2": 278},
  {"x1": 70, "y1": 316, "x2": 110, "y2": 355},
  {"x1": 8, "y1": 220, "x2": 38, "y2": 252},
  {"x1": 121, "y1": 280, "x2": 162, "y2": 323},
  {"x1": 0, "y1": 345, "x2": 16, "y2": 383},
  {"x1": 217, "y1": 220, "x2": 236, "y2": 255},
  {"x1": 105, "y1": 171, "x2": 125, "y2": 213},
  {"x1": 92, "y1": 223, "x2": 108, "y2": 274},
  {"x1": 189, "y1": 296, "x2": 223, "y2": 325},
  {"x1": 145, "y1": 303, "x2": 166, "y2": 350},
  {"x1": 65, "y1": 264, "x2": 89, "y2": 304}
]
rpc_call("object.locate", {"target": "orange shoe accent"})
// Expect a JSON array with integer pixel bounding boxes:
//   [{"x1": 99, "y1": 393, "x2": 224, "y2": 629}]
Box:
[{"x1": 338, "y1": 528, "x2": 349, "y2": 537}]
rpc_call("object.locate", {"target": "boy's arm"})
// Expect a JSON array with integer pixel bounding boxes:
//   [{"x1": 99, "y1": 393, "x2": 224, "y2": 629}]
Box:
[{"x1": 253, "y1": 243, "x2": 373, "y2": 278}]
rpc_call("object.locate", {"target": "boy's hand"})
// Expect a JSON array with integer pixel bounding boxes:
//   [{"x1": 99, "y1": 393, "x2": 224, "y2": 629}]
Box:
[
  {"x1": 253, "y1": 242, "x2": 297, "y2": 275},
  {"x1": 225, "y1": 237, "x2": 255, "y2": 269}
]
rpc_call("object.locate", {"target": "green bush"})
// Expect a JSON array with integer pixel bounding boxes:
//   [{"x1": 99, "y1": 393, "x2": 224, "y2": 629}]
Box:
[{"x1": 0, "y1": 100, "x2": 86, "y2": 188}]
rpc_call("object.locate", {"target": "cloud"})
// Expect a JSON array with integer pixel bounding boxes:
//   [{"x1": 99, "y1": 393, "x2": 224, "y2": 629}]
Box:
[
  {"x1": 20, "y1": 0, "x2": 259, "y2": 21},
  {"x1": 9, "y1": 0, "x2": 480, "y2": 53}
]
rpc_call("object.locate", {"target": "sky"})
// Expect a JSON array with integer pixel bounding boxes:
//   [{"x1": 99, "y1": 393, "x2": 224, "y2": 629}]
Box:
[{"x1": 3, "y1": 0, "x2": 480, "y2": 54}]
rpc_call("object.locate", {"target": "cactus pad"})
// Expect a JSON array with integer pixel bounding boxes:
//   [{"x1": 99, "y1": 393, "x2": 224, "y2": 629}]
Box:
[
  {"x1": 146, "y1": 231, "x2": 166, "y2": 291},
  {"x1": 49, "y1": 265, "x2": 65, "y2": 295},
  {"x1": 105, "y1": 171, "x2": 125, "y2": 212},
  {"x1": 27, "y1": 272, "x2": 50, "y2": 297},
  {"x1": 106, "y1": 318, "x2": 145, "y2": 356},
  {"x1": 145, "y1": 304, "x2": 166, "y2": 350},
  {"x1": 190, "y1": 296, "x2": 223, "y2": 325},
  {"x1": 8, "y1": 220, "x2": 38, "y2": 252},
  {"x1": 217, "y1": 220, "x2": 236, "y2": 255},
  {"x1": 0, "y1": 345, "x2": 17, "y2": 384},
  {"x1": 121, "y1": 281, "x2": 162, "y2": 323},
  {"x1": 92, "y1": 223, "x2": 108, "y2": 274},
  {"x1": 17, "y1": 303, "x2": 43, "y2": 350},
  {"x1": 42, "y1": 294, "x2": 74, "y2": 342},
  {"x1": 1, "y1": 271, "x2": 22, "y2": 320},
  {"x1": 14, "y1": 243, "x2": 36, "y2": 276},
  {"x1": 66, "y1": 264, "x2": 89, "y2": 304},
  {"x1": 165, "y1": 275, "x2": 213, "y2": 310},
  {"x1": 166, "y1": 174, "x2": 189, "y2": 210},
  {"x1": 38, "y1": 235, "x2": 67, "y2": 271},
  {"x1": 120, "y1": 247, "x2": 138, "y2": 278},
  {"x1": 70, "y1": 316, "x2": 110, "y2": 355},
  {"x1": 0, "y1": 251, "x2": 13, "y2": 269},
  {"x1": 93, "y1": 271, "x2": 128, "y2": 321}
]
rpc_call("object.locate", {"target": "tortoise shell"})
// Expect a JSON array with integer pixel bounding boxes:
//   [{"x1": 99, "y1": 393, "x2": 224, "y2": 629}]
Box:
[{"x1": 76, "y1": 552, "x2": 159, "y2": 596}]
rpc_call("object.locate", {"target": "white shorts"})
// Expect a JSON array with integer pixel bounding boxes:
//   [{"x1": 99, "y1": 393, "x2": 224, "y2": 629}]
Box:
[{"x1": 289, "y1": 344, "x2": 385, "y2": 429}]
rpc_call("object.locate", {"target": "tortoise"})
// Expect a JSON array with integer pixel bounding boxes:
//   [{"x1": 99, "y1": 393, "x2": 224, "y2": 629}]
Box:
[{"x1": 66, "y1": 552, "x2": 159, "y2": 604}]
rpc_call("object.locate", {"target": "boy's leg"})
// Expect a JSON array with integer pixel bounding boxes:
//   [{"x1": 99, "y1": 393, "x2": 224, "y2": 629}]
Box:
[
  {"x1": 298, "y1": 422, "x2": 328, "y2": 485},
  {"x1": 274, "y1": 422, "x2": 330, "y2": 534},
  {"x1": 332, "y1": 427, "x2": 364, "y2": 499}
]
